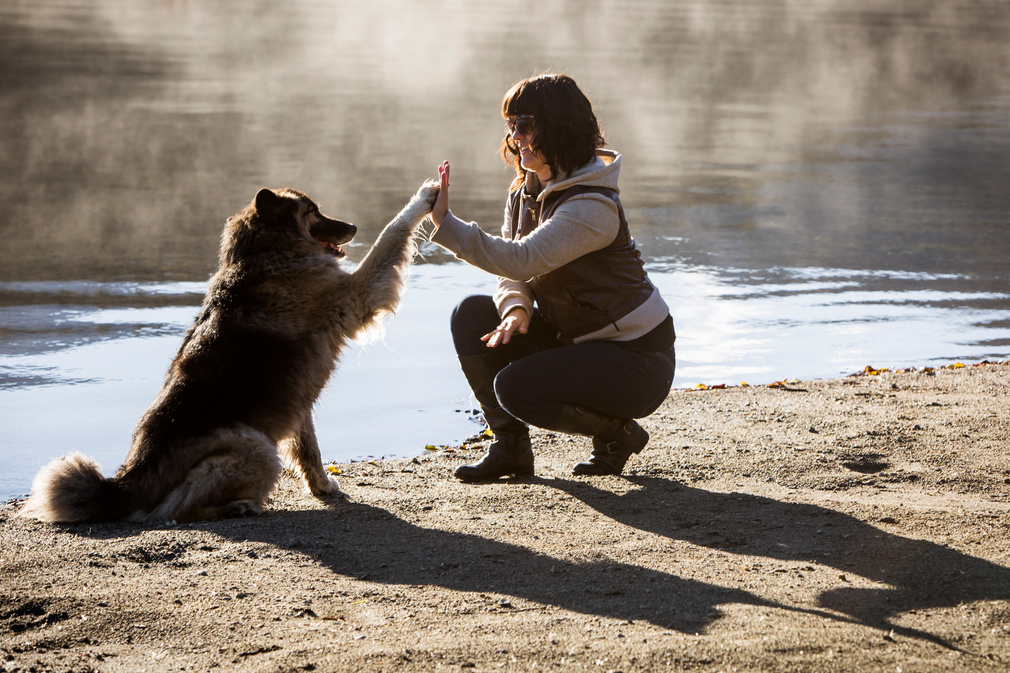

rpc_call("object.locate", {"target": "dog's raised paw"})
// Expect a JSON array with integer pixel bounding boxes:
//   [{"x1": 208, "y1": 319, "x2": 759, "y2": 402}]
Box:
[{"x1": 415, "y1": 179, "x2": 440, "y2": 210}]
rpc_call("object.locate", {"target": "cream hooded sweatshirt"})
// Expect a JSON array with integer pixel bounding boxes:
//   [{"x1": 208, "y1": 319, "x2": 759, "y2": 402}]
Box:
[{"x1": 430, "y1": 150, "x2": 670, "y2": 343}]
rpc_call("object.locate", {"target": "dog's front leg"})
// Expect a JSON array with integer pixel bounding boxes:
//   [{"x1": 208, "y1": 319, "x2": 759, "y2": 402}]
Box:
[
  {"x1": 342, "y1": 181, "x2": 439, "y2": 326},
  {"x1": 280, "y1": 413, "x2": 342, "y2": 498}
]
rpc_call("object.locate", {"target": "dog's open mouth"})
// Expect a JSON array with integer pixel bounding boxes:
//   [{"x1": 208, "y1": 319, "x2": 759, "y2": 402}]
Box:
[
  {"x1": 310, "y1": 216, "x2": 355, "y2": 259},
  {"x1": 318, "y1": 240, "x2": 346, "y2": 258}
]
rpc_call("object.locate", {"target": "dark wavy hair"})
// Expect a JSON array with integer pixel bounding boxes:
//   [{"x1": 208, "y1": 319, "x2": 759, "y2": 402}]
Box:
[{"x1": 500, "y1": 73, "x2": 605, "y2": 189}]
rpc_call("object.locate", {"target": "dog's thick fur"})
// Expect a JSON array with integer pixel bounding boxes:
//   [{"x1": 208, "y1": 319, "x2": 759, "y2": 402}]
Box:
[{"x1": 21, "y1": 182, "x2": 439, "y2": 523}]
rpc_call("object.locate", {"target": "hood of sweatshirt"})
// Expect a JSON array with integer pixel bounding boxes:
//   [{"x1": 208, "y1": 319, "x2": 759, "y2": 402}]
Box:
[{"x1": 524, "y1": 149, "x2": 622, "y2": 202}]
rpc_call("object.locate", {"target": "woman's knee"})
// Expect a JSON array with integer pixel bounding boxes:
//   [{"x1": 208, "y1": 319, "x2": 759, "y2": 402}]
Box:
[
  {"x1": 494, "y1": 362, "x2": 560, "y2": 428},
  {"x1": 492, "y1": 363, "x2": 522, "y2": 412},
  {"x1": 450, "y1": 295, "x2": 498, "y2": 356}
]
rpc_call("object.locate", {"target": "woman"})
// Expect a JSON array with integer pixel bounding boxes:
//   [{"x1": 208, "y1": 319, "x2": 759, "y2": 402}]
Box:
[{"x1": 429, "y1": 73, "x2": 676, "y2": 481}]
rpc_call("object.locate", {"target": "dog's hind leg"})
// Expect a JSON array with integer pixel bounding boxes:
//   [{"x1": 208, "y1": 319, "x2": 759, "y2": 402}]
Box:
[
  {"x1": 279, "y1": 413, "x2": 342, "y2": 498},
  {"x1": 147, "y1": 428, "x2": 282, "y2": 523}
]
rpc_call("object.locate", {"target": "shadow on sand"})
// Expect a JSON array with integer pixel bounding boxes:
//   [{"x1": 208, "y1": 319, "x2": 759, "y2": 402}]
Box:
[
  {"x1": 548, "y1": 476, "x2": 1010, "y2": 648},
  {"x1": 145, "y1": 474, "x2": 1009, "y2": 650},
  {"x1": 62, "y1": 474, "x2": 1010, "y2": 651}
]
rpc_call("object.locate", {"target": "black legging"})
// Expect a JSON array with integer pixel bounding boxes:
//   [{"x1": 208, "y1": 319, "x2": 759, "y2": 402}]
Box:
[{"x1": 450, "y1": 295, "x2": 676, "y2": 429}]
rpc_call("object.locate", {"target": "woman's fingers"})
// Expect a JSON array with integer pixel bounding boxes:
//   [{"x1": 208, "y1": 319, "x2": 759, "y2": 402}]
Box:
[
  {"x1": 432, "y1": 161, "x2": 450, "y2": 225},
  {"x1": 480, "y1": 309, "x2": 530, "y2": 348},
  {"x1": 481, "y1": 327, "x2": 504, "y2": 348}
]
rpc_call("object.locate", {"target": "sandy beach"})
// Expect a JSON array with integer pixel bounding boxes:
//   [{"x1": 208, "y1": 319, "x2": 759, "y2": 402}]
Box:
[{"x1": 2, "y1": 362, "x2": 1009, "y2": 672}]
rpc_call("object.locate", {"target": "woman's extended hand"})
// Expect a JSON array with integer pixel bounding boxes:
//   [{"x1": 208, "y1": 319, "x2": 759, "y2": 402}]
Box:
[
  {"x1": 481, "y1": 307, "x2": 530, "y2": 348},
  {"x1": 431, "y1": 160, "x2": 450, "y2": 226}
]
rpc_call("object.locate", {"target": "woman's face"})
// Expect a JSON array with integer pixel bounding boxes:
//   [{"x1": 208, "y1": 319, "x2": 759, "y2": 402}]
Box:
[{"x1": 507, "y1": 115, "x2": 552, "y2": 182}]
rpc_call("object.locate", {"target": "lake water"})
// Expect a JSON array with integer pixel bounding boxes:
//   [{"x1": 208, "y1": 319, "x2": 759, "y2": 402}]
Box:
[{"x1": 1, "y1": 0, "x2": 1008, "y2": 500}]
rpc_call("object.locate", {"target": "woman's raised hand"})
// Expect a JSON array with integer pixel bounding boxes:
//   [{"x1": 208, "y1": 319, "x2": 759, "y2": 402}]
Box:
[
  {"x1": 481, "y1": 307, "x2": 530, "y2": 348},
  {"x1": 431, "y1": 160, "x2": 450, "y2": 226}
]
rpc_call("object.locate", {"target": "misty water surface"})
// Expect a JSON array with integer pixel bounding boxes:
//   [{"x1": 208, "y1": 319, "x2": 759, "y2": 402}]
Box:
[{"x1": 1, "y1": 0, "x2": 1008, "y2": 499}]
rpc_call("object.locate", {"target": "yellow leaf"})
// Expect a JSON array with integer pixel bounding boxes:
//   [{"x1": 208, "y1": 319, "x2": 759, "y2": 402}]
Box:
[
  {"x1": 424, "y1": 444, "x2": 439, "y2": 452},
  {"x1": 326, "y1": 465, "x2": 343, "y2": 475}
]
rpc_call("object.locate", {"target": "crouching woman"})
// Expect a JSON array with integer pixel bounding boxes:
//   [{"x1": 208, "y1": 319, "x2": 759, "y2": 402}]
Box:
[{"x1": 428, "y1": 73, "x2": 676, "y2": 480}]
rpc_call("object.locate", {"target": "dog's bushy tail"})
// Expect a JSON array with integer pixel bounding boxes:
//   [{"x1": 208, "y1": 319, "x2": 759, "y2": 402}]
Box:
[{"x1": 20, "y1": 452, "x2": 126, "y2": 523}]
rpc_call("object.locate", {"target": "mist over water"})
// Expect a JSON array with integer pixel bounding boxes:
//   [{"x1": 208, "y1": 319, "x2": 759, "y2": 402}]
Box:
[{"x1": 1, "y1": 0, "x2": 1008, "y2": 499}]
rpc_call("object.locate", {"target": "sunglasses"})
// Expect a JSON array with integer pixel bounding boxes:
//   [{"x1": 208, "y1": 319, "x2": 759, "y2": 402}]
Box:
[{"x1": 505, "y1": 115, "x2": 535, "y2": 137}]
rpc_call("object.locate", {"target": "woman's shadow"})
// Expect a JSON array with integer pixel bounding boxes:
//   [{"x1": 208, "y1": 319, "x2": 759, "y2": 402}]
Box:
[{"x1": 547, "y1": 475, "x2": 1010, "y2": 646}]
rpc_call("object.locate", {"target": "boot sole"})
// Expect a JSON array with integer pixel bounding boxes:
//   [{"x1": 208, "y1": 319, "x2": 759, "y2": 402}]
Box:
[
  {"x1": 455, "y1": 470, "x2": 534, "y2": 483},
  {"x1": 454, "y1": 465, "x2": 534, "y2": 482}
]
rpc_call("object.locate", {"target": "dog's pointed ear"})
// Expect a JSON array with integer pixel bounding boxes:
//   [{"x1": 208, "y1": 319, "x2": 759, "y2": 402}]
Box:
[{"x1": 254, "y1": 188, "x2": 284, "y2": 216}]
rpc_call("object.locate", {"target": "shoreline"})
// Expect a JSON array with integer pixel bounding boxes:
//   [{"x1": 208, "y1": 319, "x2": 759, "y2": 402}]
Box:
[{"x1": 2, "y1": 362, "x2": 1009, "y2": 672}]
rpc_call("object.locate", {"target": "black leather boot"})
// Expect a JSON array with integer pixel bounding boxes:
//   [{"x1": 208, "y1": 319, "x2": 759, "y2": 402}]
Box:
[
  {"x1": 454, "y1": 354, "x2": 534, "y2": 482},
  {"x1": 547, "y1": 404, "x2": 648, "y2": 476},
  {"x1": 454, "y1": 430, "x2": 533, "y2": 482}
]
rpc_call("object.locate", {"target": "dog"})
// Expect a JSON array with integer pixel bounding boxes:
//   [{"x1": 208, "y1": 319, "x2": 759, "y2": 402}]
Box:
[{"x1": 20, "y1": 181, "x2": 439, "y2": 523}]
